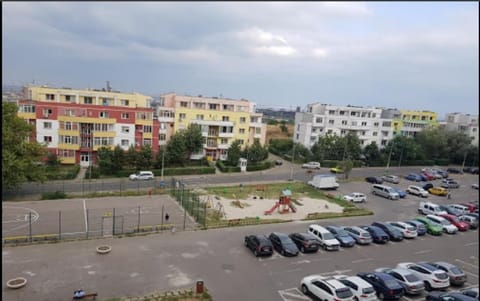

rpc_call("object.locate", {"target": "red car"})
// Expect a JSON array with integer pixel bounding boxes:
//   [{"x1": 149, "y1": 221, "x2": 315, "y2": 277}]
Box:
[
  {"x1": 421, "y1": 171, "x2": 435, "y2": 181},
  {"x1": 460, "y1": 203, "x2": 478, "y2": 213},
  {"x1": 439, "y1": 214, "x2": 470, "y2": 231}
]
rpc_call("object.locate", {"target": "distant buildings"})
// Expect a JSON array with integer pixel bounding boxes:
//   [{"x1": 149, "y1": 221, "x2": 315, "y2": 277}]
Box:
[{"x1": 442, "y1": 113, "x2": 478, "y2": 146}]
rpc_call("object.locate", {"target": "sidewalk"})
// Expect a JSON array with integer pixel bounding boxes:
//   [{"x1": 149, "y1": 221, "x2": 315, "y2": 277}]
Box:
[{"x1": 74, "y1": 167, "x2": 87, "y2": 182}]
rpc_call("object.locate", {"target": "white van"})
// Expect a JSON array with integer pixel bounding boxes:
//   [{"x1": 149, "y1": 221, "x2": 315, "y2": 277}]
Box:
[
  {"x1": 307, "y1": 175, "x2": 339, "y2": 190},
  {"x1": 371, "y1": 184, "x2": 399, "y2": 200},
  {"x1": 418, "y1": 201, "x2": 447, "y2": 216},
  {"x1": 307, "y1": 225, "x2": 340, "y2": 251}
]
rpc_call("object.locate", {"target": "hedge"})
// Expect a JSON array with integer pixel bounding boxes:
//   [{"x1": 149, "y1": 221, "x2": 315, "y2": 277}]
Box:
[
  {"x1": 246, "y1": 161, "x2": 274, "y2": 171},
  {"x1": 216, "y1": 161, "x2": 241, "y2": 173}
]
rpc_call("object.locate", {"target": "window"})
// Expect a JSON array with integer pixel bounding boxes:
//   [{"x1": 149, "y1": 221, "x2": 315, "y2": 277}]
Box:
[
  {"x1": 351, "y1": 111, "x2": 357, "y2": 116},
  {"x1": 373, "y1": 132, "x2": 378, "y2": 136},
  {"x1": 361, "y1": 131, "x2": 366, "y2": 136},
  {"x1": 196, "y1": 114, "x2": 204, "y2": 120},
  {"x1": 255, "y1": 128, "x2": 261, "y2": 134},
  {"x1": 159, "y1": 134, "x2": 166, "y2": 141},
  {"x1": 121, "y1": 139, "x2": 129, "y2": 146},
  {"x1": 65, "y1": 95, "x2": 73, "y2": 102},
  {"x1": 143, "y1": 125, "x2": 152, "y2": 133},
  {"x1": 381, "y1": 140, "x2": 387, "y2": 146},
  {"x1": 43, "y1": 108, "x2": 52, "y2": 117},
  {"x1": 65, "y1": 122, "x2": 72, "y2": 130},
  {"x1": 209, "y1": 103, "x2": 218, "y2": 110},
  {"x1": 382, "y1": 131, "x2": 389, "y2": 136},
  {"x1": 315, "y1": 117, "x2": 323, "y2": 123},
  {"x1": 121, "y1": 113, "x2": 129, "y2": 119},
  {"x1": 65, "y1": 109, "x2": 75, "y2": 116},
  {"x1": 120, "y1": 99, "x2": 129, "y2": 106},
  {"x1": 374, "y1": 122, "x2": 379, "y2": 127},
  {"x1": 351, "y1": 121, "x2": 357, "y2": 126},
  {"x1": 44, "y1": 136, "x2": 52, "y2": 143},
  {"x1": 179, "y1": 113, "x2": 186, "y2": 121},
  {"x1": 222, "y1": 116, "x2": 229, "y2": 122},
  {"x1": 339, "y1": 111, "x2": 345, "y2": 115},
  {"x1": 328, "y1": 110, "x2": 335, "y2": 115},
  {"x1": 221, "y1": 138, "x2": 228, "y2": 144},
  {"x1": 121, "y1": 126, "x2": 130, "y2": 134},
  {"x1": 328, "y1": 120, "x2": 334, "y2": 125},
  {"x1": 238, "y1": 139, "x2": 244, "y2": 145},
  {"x1": 371, "y1": 113, "x2": 376, "y2": 118},
  {"x1": 239, "y1": 128, "x2": 245, "y2": 134},
  {"x1": 361, "y1": 121, "x2": 367, "y2": 126},
  {"x1": 84, "y1": 97, "x2": 93, "y2": 104},
  {"x1": 46, "y1": 94, "x2": 55, "y2": 100},
  {"x1": 340, "y1": 130, "x2": 346, "y2": 135},
  {"x1": 99, "y1": 112, "x2": 109, "y2": 118},
  {"x1": 193, "y1": 102, "x2": 205, "y2": 109},
  {"x1": 43, "y1": 122, "x2": 52, "y2": 129},
  {"x1": 180, "y1": 101, "x2": 188, "y2": 108},
  {"x1": 240, "y1": 117, "x2": 246, "y2": 123},
  {"x1": 382, "y1": 121, "x2": 391, "y2": 127},
  {"x1": 341, "y1": 120, "x2": 347, "y2": 125},
  {"x1": 21, "y1": 105, "x2": 35, "y2": 113},
  {"x1": 143, "y1": 139, "x2": 152, "y2": 146}
]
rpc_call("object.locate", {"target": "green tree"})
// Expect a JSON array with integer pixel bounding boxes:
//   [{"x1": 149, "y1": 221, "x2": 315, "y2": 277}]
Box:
[
  {"x1": 166, "y1": 132, "x2": 187, "y2": 165},
  {"x1": 363, "y1": 142, "x2": 381, "y2": 165},
  {"x1": 112, "y1": 145, "x2": 125, "y2": 173},
  {"x1": 2, "y1": 102, "x2": 47, "y2": 190},
  {"x1": 97, "y1": 146, "x2": 114, "y2": 174},
  {"x1": 46, "y1": 152, "x2": 61, "y2": 169},
  {"x1": 183, "y1": 123, "x2": 204, "y2": 159},
  {"x1": 244, "y1": 139, "x2": 268, "y2": 163},
  {"x1": 137, "y1": 145, "x2": 153, "y2": 170},
  {"x1": 338, "y1": 159, "x2": 354, "y2": 179},
  {"x1": 126, "y1": 145, "x2": 138, "y2": 169},
  {"x1": 226, "y1": 140, "x2": 242, "y2": 166}
]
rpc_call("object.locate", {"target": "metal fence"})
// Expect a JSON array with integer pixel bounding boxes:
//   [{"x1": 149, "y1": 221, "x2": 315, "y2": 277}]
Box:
[{"x1": 169, "y1": 178, "x2": 207, "y2": 228}]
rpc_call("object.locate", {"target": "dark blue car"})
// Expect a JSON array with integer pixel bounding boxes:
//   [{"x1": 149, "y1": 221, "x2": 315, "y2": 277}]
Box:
[
  {"x1": 357, "y1": 272, "x2": 405, "y2": 300},
  {"x1": 360, "y1": 225, "x2": 390, "y2": 244},
  {"x1": 404, "y1": 220, "x2": 427, "y2": 236},
  {"x1": 371, "y1": 222, "x2": 404, "y2": 241},
  {"x1": 405, "y1": 173, "x2": 423, "y2": 182},
  {"x1": 325, "y1": 225, "x2": 356, "y2": 247},
  {"x1": 391, "y1": 187, "x2": 407, "y2": 198}
]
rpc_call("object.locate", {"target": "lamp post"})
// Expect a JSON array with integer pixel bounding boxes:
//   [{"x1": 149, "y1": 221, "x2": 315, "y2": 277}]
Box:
[
  {"x1": 385, "y1": 142, "x2": 393, "y2": 173},
  {"x1": 289, "y1": 143, "x2": 296, "y2": 181},
  {"x1": 161, "y1": 146, "x2": 165, "y2": 181}
]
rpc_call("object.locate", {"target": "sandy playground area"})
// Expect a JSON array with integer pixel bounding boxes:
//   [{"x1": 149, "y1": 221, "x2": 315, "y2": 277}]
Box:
[{"x1": 200, "y1": 194, "x2": 343, "y2": 220}]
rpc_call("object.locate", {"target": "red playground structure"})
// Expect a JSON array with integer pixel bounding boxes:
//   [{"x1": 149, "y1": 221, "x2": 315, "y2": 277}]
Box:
[{"x1": 264, "y1": 189, "x2": 297, "y2": 215}]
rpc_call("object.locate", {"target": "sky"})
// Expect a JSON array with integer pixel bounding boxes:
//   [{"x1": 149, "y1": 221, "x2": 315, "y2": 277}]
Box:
[{"x1": 2, "y1": 2, "x2": 479, "y2": 118}]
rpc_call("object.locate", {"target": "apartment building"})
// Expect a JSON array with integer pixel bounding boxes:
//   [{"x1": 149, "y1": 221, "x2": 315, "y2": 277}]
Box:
[
  {"x1": 390, "y1": 109, "x2": 438, "y2": 137},
  {"x1": 158, "y1": 93, "x2": 266, "y2": 161},
  {"x1": 443, "y1": 113, "x2": 478, "y2": 146},
  {"x1": 17, "y1": 85, "x2": 158, "y2": 166},
  {"x1": 294, "y1": 103, "x2": 394, "y2": 149}
]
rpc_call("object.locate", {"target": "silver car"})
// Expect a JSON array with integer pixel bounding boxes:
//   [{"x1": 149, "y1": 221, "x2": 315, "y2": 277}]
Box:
[
  {"x1": 382, "y1": 175, "x2": 400, "y2": 184},
  {"x1": 375, "y1": 267, "x2": 425, "y2": 295},
  {"x1": 342, "y1": 226, "x2": 373, "y2": 245},
  {"x1": 427, "y1": 261, "x2": 467, "y2": 286}
]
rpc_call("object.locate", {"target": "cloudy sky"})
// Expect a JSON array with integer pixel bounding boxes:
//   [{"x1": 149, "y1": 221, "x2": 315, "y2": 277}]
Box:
[{"x1": 2, "y1": 2, "x2": 478, "y2": 118}]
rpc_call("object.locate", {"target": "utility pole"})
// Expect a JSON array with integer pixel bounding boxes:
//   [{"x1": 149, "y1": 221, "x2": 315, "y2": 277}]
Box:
[
  {"x1": 386, "y1": 143, "x2": 394, "y2": 172},
  {"x1": 289, "y1": 143, "x2": 296, "y2": 181},
  {"x1": 461, "y1": 149, "x2": 468, "y2": 170},
  {"x1": 161, "y1": 146, "x2": 165, "y2": 181}
]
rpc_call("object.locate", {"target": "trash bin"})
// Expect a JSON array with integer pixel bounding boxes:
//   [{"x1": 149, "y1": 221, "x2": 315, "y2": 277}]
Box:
[{"x1": 196, "y1": 280, "x2": 204, "y2": 294}]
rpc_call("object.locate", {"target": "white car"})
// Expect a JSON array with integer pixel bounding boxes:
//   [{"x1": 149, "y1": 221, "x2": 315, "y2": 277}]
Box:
[
  {"x1": 129, "y1": 171, "x2": 154, "y2": 181},
  {"x1": 388, "y1": 221, "x2": 418, "y2": 238},
  {"x1": 382, "y1": 175, "x2": 400, "y2": 184},
  {"x1": 396, "y1": 262, "x2": 450, "y2": 291},
  {"x1": 472, "y1": 184, "x2": 479, "y2": 190},
  {"x1": 343, "y1": 193, "x2": 367, "y2": 203},
  {"x1": 425, "y1": 214, "x2": 458, "y2": 234},
  {"x1": 333, "y1": 275, "x2": 377, "y2": 301},
  {"x1": 302, "y1": 161, "x2": 321, "y2": 169},
  {"x1": 301, "y1": 275, "x2": 355, "y2": 301},
  {"x1": 374, "y1": 268, "x2": 425, "y2": 295},
  {"x1": 406, "y1": 185, "x2": 429, "y2": 198}
]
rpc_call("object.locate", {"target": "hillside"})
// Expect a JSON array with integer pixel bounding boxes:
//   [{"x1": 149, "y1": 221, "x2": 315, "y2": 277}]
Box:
[{"x1": 265, "y1": 124, "x2": 294, "y2": 142}]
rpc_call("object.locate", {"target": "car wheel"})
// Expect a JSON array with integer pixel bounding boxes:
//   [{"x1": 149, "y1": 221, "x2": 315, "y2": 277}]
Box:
[
  {"x1": 300, "y1": 246, "x2": 305, "y2": 253},
  {"x1": 378, "y1": 292, "x2": 385, "y2": 300},
  {"x1": 424, "y1": 281, "x2": 432, "y2": 291},
  {"x1": 281, "y1": 249, "x2": 285, "y2": 256},
  {"x1": 354, "y1": 297, "x2": 358, "y2": 301},
  {"x1": 253, "y1": 250, "x2": 258, "y2": 257},
  {"x1": 244, "y1": 240, "x2": 248, "y2": 246},
  {"x1": 301, "y1": 284, "x2": 309, "y2": 295}
]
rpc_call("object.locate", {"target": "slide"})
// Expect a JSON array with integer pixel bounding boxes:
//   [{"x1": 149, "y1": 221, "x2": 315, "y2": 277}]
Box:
[
  {"x1": 288, "y1": 203, "x2": 297, "y2": 213},
  {"x1": 264, "y1": 202, "x2": 279, "y2": 215}
]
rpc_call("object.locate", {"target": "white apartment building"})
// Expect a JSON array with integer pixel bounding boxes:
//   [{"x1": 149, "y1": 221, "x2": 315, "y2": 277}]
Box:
[
  {"x1": 444, "y1": 113, "x2": 479, "y2": 146},
  {"x1": 294, "y1": 103, "x2": 394, "y2": 149}
]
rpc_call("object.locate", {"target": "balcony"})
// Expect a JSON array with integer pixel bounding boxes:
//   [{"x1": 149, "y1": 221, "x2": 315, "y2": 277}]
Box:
[
  {"x1": 219, "y1": 132, "x2": 234, "y2": 138},
  {"x1": 194, "y1": 120, "x2": 234, "y2": 127}
]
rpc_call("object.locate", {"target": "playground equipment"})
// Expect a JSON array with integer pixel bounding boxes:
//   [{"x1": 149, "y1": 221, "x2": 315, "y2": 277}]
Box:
[
  {"x1": 264, "y1": 189, "x2": 296, "y2": 215},
  {"x1": 214, "y1": 202, "x2": 226, "y2": 219}
]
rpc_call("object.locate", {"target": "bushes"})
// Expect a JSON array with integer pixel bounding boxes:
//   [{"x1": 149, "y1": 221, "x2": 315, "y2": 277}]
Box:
[
  {"x1": 45, "y1": 165, "x2": 81, "y2": 180},
  {"x1": 41, "y1": 191, "x2": 67, "y2": 200},
  {"x1": 216, "y1": 161, "x2": 241, "y2": 173},
  {"x1": 246, "y1": 161, "x2": 274, "y2": 171}
]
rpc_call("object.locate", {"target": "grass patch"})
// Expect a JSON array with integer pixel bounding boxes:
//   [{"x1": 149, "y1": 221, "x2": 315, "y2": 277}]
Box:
[{"x1": 41, "y1": 191, "x2": 67, "y2": 200}]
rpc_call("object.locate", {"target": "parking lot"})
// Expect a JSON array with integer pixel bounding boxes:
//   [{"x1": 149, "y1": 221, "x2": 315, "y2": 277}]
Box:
[{"x1": 2, "y1": 170, "x2": 479, "y2": 301}]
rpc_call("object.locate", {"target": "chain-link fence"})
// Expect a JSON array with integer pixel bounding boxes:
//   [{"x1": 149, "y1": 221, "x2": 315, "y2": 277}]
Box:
[{"x1": 169, "y1": 178, "x2": 207, "y2": 228}]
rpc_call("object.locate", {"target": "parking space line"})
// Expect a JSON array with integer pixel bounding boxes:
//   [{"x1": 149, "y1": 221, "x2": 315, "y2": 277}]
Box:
[
  {"x1": 414, "y1": 249, "x2": 431, "y2": 255},
  {"x1": 464, "y1": 242, "x2": 478, "y2": 246},
  {"x1": 455, "y1": 259, "x2": 478, "y2": 269},
  {"x1": 83, "y1": 199, "x2": 88, "y2": 233},
  {"x1": 352, "y1": 258, "x2": 373, "y2": 264}
]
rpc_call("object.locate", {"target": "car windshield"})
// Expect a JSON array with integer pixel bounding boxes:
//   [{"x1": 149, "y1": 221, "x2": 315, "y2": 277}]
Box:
[
  {"x1": 335, "y1": 288, "x2": 353, "y2": 298},
  {"x1": 450, "y1": 267, "x2": 463, "y2": 274},
  {"x1": 404, "y1": 274, "x2": 419, "y2": 282},
  {"x1": 435, "y1": 272, "x2": 448, "y2": 280},
  {"x1": 385, "y1": 279, "x2": 399, "y2": 287},
  {"x1": 337, "y1": 229, "x2": 350, "y2": 237},
  {"x1": 440, "y1": 220, "x2": 450, "y2": 225},
  {"x1": 323, "y1": 233, "x2": 335, "y2": 240},
  {"x1": 362, "y1": 287, "x2": 375, "y2": 294}
]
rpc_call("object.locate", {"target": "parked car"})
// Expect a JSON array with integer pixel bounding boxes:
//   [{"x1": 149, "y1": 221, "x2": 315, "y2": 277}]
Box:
[
  {"x1": 423, "y1": 183, "x2": 434, "y2": 191},
  {"x1": 396, "y1": 262, "x2": 450, "y2": 291},
  {"x1": 405, "y1": 173, "x2": 423, "y2": 182},
  {"x1": 448, "y1": 204, "x2": 471, "y2": 216},
  {"x1": 428, "y1": 187, "x2": 449, "y2": 196},
  {"x1": 447, "y1": 167, "x2": 462, "y2": 174},
  {"x1": 288, "y1": 232, "x2": 320, "y2": 253},
  {"x1": 438, "y1": 205, "x2": 462, "y2": 216},
  {"x1": 307, "y1": 225, "x2": 341, "y2": 251},
  {"x1": 268, "y1": 232, "x2": 299, "y2": 257},
  {"x1": 365, "y1": 176, "x2": 383, "y2": 184},
  {"x1": 129, "y1": 171, "x2": 154, "y2": 180},
  {"x1": 388, "y1": 221, "x2": 418, "y2": 238},
  {"x1": 472, "y1": 184, "x2": 479, "y2": 190},
  {"x1": 406, "y1": 185, "x2": 429, "y2": 197},
  {"x1": 274, "y1": 159, "x2": 283, "y2": 166},
  {"x1": 359, "y1": 225, "x2": 390, "y2": 244},
  {"x1": 333, "y1": 275, "x2": 377, "y2": 301},
  {"x1": 382, "y1": 175, "x2": 400, "y2": 184},
  {"x1": 458, "y1": 215, "x2": 479, "y2": 229},
  {"x1": 431, "y1": 168, "x2": 449, "y2": 178},
  {"x1": 459, "y1": 288, "x2": 479, "y2": 300},
  {"x1": 421, "y1": 171, "x2": 435, "y2": 181},
  {"x1": 418, "y1": 201, "x2": 448, "y2": 216},
  {"x1": 425, "y1": 214, "x2": 458, "y2": 234},
  {"x1": 414, "y1": 216, "x2": 443, "y2": 236},
  {"x1": 404, "y1": 220, "x2": 427, "y2": 236},
  {"x1": 302, "y1": 161, "x2": 321, "y2": 169},
  {"x1": 356, "y1": 272, "x2": 405, "y2": 300},
  {"x1": 391, "y1": 187, "x2": 406, "y2": 198},
  {"x1": 342, "y1": 226, "x2": 373, "y2": 245},
  {"x1": 464, "y1": 212, "x2": 479, "y2": 220},
  {"x1": 371, "y1": 221, "x2": 404, "y2": 241},
  {"x1": 244, "y1": 234, "x2": 273, "y2": 257},
  {"x1": 374, "y1": 267, "x2": 425, "y2": 295},
  {"x1": 343, "y1": 192, "x2": 367, "y2": 203},
  {"x1": 426, "y1": 291, "x2": 476, "y2": 301},
  {"x1": 371, "y1": 184, "x2": 399, "y2": 200},
  {"x1": 330, "y1": 167, "x2": 345, "y2": 173},
  {"x1": 427, "y1": 261, "x2": 467, "y2": 286},
  {"x1": 438, "y1": 214, "x2": 470, "y2": 231},
  {"x1": 301, "y1": 275, "x2": 355, "y2": 301},
  {"x1": 460, "y1": 203, "x2": 478, "y2": 213},
  {"x1": 325, "y1": 225, "x2": 356, "y2": 248},
  {"x1": 441, "y1": 179, "x2": 460, "y2": 189}
]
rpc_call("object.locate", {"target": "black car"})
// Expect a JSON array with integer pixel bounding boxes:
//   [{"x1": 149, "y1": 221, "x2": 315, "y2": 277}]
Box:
[
  {"x1": 366, "y1": 176, "x2": 383, "y2": 184},
  {"x1": 357, "y1": 272, "x2": 405, "y2": 300},
  {"x1": 460, "y1": 288, "x2": 479, "y2": 300},
  {"x1": 269, "y1": 232, "x2": 299, "y2": 257},
  {"x1": 325, "y1": 225, "x2": 356, "y2": 247},
  {"x1": 275, "y1": 159, "x2": 283, "y2": 166},
  {"x1": 447, "y1": 167, "x2": 462, "y2": 174},
  {"x1": 463, "y1": 167, "x2": 479, "y2": 174},
  {"x1": 360, "y1": 225, "x2": 390, "y2": 244},
  {"x1": 426, "y1": 291, "x2": 476, "y2": 301},
  {"x1": 288, "y1": 232, "x2": 320, "y2": 253},
  {"x1": 244, "y1": 234, "x2": 273, "y2": 257},
  {"x1": 371, "y1": 222, "x2": 404, "y2": 241},
  {"x1": 423, "y1": 183, "x2": 434, "y2": 191}
]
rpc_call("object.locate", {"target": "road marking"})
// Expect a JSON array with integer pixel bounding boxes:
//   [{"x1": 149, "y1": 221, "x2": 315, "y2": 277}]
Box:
[
  {"x1": 278, "y1": 288, "x2": 310, "y2": 301},
  {"x1": 414, "y1": 249, "x2": 432, "y2": 255},
  {"x1": 292, "y1": 260, "x2": 311, "y2": 265},
  {"x1": 464, "y1": 271, "x2": 479, "y2": 278},
  {"x1": 352, "y1": 258, "x2": 373, "y2": 264},
  {"x1": 455, "y1": 259, "x2": 478, "y2": 269},
  {"x1": 464, "y1": 242, "x2": 478, "y2": 246},
  {"x1": 321, "y1": 269, "x2": 352, "y2": 276},
  {"x1": 83, "y1": 199, "x2": 88, "y2": 233}
]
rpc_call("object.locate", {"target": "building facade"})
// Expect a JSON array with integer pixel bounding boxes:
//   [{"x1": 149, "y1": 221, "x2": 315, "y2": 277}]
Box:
[
  {"x1": 443, "y1": 113, "x2": 479, "y2": 146},
  {"x1": 391, "y1": 109, "x2": 437, "y2": 137},
  {"x1": 294, "y1": 103, "x2": 394, "y2": 149},
  {"x1": 158, "y1": 93, "x2": 266, "y2": 161},
  {"x1": 18, "y1": 85, "x2": 158, "y2": 166}
]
